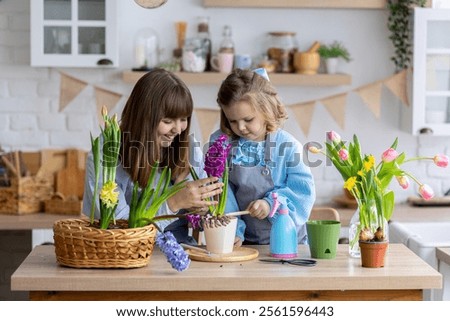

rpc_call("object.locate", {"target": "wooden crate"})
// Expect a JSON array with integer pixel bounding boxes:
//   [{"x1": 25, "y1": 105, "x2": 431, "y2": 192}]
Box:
[
  {"x1": 0, "y1": 149, "x2": 86, "y2": 215},
  {"x1": 0, "y1": 175, "x2": 53, "y2": 214},
  {"x1": 44, "y1": 194, "x2": 82, "y2": 215}
]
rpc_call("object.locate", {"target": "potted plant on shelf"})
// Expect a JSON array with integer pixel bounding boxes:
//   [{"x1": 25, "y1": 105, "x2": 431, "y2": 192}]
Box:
[
  {"x1": 317, "y1": 41, "x2": 351, "y2": 74},
  {"x1": 53, "y1": 106, "x2": 190, "y2": 271},
  {"x1": 309, "y1": 131, "x2": 448, "y2": 268},
  {"x1": 387, "y1": 0, "x2": 426, "y2": 72},
  {"x1": 189, "y1": 134, "x2": 236, "y2": 254}
]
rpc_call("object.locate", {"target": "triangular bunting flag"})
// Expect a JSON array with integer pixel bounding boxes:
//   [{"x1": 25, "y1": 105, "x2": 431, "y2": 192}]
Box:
[
  {"x1": 383, "y1": 69, "x2": 409, "y2": 107},
  {"x1": 289, "y1": 101, "x2": 316, "y2": 137},
  {"x1": 320, "y1": 93, "x2": 348, "y2": 129},
  {"x1": 194, "y1": 108, "x2": 220, "y2": 145},
  {"x1": 354, "y1": 82, "x2": 383, "y2": 118},
  {"x1": 94, "y1": 86, "x2": 123, "y2": 123},
  {"x1": 59, "y1": 72, "x2": 88, "y2": 111}
]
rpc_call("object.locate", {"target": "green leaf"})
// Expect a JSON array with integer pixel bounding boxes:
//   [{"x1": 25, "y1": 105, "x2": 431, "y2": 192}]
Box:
[
  {"x1": 90, "y1": 134, "x2": 101, "y2": 224},
  {"x1": 382, "y1": 190, "x2": 395, "y2": 222}
]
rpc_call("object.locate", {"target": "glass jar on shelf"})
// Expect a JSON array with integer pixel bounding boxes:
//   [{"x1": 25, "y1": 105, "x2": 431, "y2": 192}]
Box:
[
  {"x1": 182, "y1": 37, "x2": 208, "y2": 73},
  {"x1": 133, "y1": 28, "x2": 159, "y2": 71},
  {"x1": 267, "y1": 31, "x2": 298, "y2": 73}
]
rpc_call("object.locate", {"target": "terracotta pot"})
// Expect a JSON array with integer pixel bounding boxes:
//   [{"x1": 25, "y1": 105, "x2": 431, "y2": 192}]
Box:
[
  {"x1": 203, "y1": 217, "x2": 237, "y2": 254},
  {"x1": 359, "y1": 241, "x2": 388, "y2": 268}
]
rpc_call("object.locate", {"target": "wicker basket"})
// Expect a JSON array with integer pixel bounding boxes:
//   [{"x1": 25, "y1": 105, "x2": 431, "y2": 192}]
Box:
[{"x1": 53, "y1": 219, "x2": 157, "y2": 268}]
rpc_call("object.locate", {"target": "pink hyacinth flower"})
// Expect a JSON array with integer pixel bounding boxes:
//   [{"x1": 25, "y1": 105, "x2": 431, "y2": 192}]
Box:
[
  {"x1": 381, "y1": 148, "x2": 398, "y2": 163},
  {"x1": 395, "y1": 175, "x2": 409, "y2": 189},
  {"x1": 327, "y1": 131, "x2": 341, "y2": 144},
  {"x1": 338, "y1": 149, "x2": 349, "y2": 161},
  {"x1": 433, "y1": 154, "x2": 449, "y2": 168},
  {"x1": 419, "y1": 184, "x2": 434, "y2": 200}
]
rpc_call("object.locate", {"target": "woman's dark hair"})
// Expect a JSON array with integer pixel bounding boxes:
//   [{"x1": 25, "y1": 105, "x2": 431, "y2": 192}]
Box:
[
  {"x1": 120, "y1": 68, "x2": 193, "y2": 186},
  {"x1": 216, "y1": 68, "x2": 287, "y2": 139}
]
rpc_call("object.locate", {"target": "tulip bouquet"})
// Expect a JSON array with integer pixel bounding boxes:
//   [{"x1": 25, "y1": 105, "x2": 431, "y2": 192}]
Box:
[{"x1": 309, "y1": 131, "x2": 448, "y2": 244}]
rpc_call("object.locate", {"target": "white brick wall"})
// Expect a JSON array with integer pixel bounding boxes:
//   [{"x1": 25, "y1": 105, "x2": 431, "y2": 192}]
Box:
[{"x1": 0, "y1": 0, "x2": 449, "y2": 203}]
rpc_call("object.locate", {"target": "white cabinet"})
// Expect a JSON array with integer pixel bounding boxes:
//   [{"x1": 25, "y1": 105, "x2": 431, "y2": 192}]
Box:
[
  {"x1": 413, "y1": 8, "x2": 450, "y2": 135},
  {"x1": 30, "y1": 0, "x2": 118, "y2": 67}
]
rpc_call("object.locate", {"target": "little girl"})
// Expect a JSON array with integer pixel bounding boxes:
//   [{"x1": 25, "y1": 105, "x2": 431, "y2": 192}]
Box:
[{"x1": 214, "y1": 68, "x2": 316, "y2": 246}]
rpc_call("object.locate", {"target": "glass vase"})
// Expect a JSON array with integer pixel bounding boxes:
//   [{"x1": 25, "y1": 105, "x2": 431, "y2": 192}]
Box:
[{"x1": 348, "y1": 200, "x2": 389, "y2": 258}]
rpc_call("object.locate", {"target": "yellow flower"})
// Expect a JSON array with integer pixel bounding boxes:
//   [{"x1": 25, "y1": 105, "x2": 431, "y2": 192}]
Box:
[
  {"x1": 344, "y1": 176, "x2": 357, "y2": 191},
  {"x1": 357, "y1": 170, "x2": 364, "y2": 177},
  {"x1": 363, "y1": 155, "x2": 375, "y2": 172},
  {"x1": 100, "y1": 181, "x2": 119, "y2": 208}
]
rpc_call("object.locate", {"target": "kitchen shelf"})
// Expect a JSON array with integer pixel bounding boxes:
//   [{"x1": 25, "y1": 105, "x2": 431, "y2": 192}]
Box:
[
  {"x1": 203, "y1": 0, "x2": 386, "y2": 9},
  {"x1": 203, "y1": 0, "x2": 431, "y2": 9},
  {"x1": 122, "y1": 71, "x2": 352, "y2": 87}
]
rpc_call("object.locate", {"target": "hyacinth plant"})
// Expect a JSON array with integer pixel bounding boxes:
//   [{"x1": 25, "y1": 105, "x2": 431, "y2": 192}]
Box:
[
  {"x1": 128, "y1": 162, "x2": 186, "y2": 228},
  {"x1": 89, "y1": 106, "x2": 190, "y2": 271},
  {"x1": 90, "y1": 106, "x2": 121, "y2": 229},
  {"x1": 189, "y1": 134, "x2": 232, "y2": 225},
  {"x1": 309, "y1": 131, "x2": 449, "y2": 244}
]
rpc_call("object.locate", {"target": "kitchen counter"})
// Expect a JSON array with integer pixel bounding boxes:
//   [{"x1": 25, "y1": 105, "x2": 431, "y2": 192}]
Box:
[
  {"x1": 11, "y1": 244, "x2": 441, "y2": 301},
  {"x1": 336, "y1": 203, "x2": 450, "y2": 227},
  {"x1": 0, "y1": 213, "x2": 84, "y2": 230},
  {"x1": 2, "y1": 203, "x2": 448, "y2": 230}
]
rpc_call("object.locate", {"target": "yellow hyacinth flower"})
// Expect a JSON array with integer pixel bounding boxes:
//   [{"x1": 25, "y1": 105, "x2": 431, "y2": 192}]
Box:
[
  {"x1": 100, "y1": 180, "x2": 119, "y2": 208},
  {"x1": 344, "y1": 176, "x2": 357, "y2": 191}
]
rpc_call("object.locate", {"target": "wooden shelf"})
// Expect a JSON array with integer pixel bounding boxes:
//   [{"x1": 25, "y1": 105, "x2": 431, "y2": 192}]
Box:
[
  {"x1": 122, "y1": 71, "x2": 352, "y2": 87},
  {"x1": 203, "y1": 0, "x2": 431, "y2": 9},
  {"x1": 203, "y1": 0, "x2": 387, "y2": 9}
]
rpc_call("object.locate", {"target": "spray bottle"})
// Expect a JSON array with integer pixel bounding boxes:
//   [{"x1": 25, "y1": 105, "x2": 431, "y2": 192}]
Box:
[{"x1": 269, "y1": 193, "x2": 298, "y2": 258}]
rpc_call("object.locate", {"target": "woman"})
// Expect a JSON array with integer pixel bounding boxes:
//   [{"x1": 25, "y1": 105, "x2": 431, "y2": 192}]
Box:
[{"x1": 82, "y1": 68, "x2": 223, "y2": 243}]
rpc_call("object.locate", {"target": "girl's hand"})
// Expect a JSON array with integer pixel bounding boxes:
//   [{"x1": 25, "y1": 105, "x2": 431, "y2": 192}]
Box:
[
  {"x1": 246, "y1": 199, "x2": 270, "y2": 219},
  {"x1": 167, "y1": 176, "x2": 224, "y2": 212}
]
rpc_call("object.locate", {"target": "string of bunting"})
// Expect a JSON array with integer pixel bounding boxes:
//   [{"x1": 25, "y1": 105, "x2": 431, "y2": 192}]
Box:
[
  {"x1": 58, "y1": 69, "x2": 409, "y2": 139},
  {"x1": 288, "y1": 68, "x2": 409, "y2": 136}
]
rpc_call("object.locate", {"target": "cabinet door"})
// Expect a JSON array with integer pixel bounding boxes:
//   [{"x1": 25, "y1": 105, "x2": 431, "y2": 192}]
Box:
[
  {"x1": 31, "y1": 0, "x2": 118, "y2": 67},
  {"x1": 413, "y1": 8, "x2": 450, "y2": 135}
]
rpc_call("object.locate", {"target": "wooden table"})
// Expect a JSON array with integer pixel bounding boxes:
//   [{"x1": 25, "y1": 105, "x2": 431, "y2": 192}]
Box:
[{"x1": 11, "y1": 244, "x2": 441, "y2": 301}]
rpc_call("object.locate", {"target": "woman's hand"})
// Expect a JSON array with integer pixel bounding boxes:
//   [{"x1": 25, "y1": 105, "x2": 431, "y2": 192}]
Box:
[
  {"x1": 167, "y1": 176, "x2": 224, "y2": 212},
  {"x1": 246, "y1": 199, "x2": 270, "y2": 219}
]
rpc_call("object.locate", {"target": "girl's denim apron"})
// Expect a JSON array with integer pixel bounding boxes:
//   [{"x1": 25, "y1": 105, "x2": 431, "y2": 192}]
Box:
[{"x1": 229, "y1": 133, "x2": 275, "y2": 245}]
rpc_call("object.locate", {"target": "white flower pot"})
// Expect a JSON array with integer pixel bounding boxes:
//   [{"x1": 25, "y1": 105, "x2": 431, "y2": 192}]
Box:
[
  {"x1": 325, "y1": 58, "x2": 339, "y2": 74},
  {"x1": 203, "y1": 217, "x2": 237, "y2": 254}
]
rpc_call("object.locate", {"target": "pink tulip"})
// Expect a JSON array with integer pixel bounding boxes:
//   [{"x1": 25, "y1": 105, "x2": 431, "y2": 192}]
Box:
[
  {"x1": 395, "y1": 176, "x2": 409, "y2": 189},
  {"x1": 327, "y1": 131, "x2": 341, "y2": 144},
  {"x1": 433, "y1": 154, "x2": 449, "y2": 168},
  {"x1": 419, "y1": 184, "x2": 434, "y2": 200},
  {"x1": 381, "y1": 148, "x2": 398, "y2": 163},
  {"x1": 338, "y1": 149, "x2": 349, "y2": 161}
]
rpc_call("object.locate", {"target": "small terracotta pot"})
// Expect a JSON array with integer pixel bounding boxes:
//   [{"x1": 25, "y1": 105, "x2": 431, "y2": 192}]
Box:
[{"x1": 359, "y1": 241, "x2": 388, "y2": 268}]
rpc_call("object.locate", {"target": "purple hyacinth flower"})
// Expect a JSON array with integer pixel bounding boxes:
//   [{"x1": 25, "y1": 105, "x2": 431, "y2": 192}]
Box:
[
  {"x1": 204, "y1": 134, "x2": 231, "y2": 178},
  {"x1": 156, "y1": 231, "x2": 190, "y2": 272},
  {"x1": 186, "y1": 214, "x2": 201, "y2": 229}
]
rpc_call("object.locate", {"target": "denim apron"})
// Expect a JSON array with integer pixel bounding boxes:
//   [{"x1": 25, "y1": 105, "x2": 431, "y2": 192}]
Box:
[{"x1": 229, "y1": 133, "x2": 275, "y2": 244}]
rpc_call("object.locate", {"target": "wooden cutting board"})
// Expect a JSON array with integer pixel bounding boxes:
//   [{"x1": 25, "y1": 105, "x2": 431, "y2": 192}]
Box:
[{"x1": 56, "y1": 149, "x2": 85, "y2": 199}]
